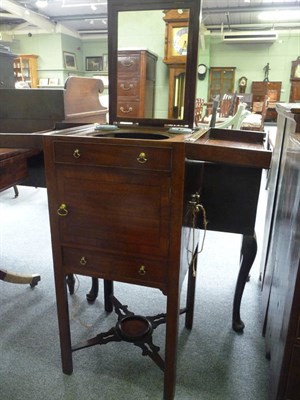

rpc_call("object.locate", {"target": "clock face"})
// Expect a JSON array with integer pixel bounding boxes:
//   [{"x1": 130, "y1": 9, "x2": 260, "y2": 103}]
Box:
[
  {"x1": 172, "y1": 27, "x2": 188, "y2": 56},
  {"x1": 294, "y1": 65, "x2": 300, "y2": 78},
  {"x1": 198, "y1": 64, "x2": 207, "y2": 75}
]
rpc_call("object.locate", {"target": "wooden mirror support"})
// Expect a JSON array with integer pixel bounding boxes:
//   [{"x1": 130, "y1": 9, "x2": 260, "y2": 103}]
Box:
[{"x1": 107, "y1": 0, "x2": 200, "y2": 128}]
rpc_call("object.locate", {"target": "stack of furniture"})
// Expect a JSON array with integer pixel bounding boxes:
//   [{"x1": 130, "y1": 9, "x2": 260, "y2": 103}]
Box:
[{"x1": 261, "y1": 104, "x2": 300, "y2": 400}]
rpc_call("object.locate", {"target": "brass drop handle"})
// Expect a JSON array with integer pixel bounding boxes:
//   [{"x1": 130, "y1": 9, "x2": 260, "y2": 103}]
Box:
[
  {"x1": 138, "y1": 265, "x2": 146, "y2": 275},
  {"x1": 137, "y1": 152, "x2": 147, "y2": 164},
  {"x1": 121, "y1": 58, "x2": 134, "y2": 67},
  {"x1": 57, "y1": 203, "x2": 68, "y2": 217},
  {"x1": 120, "y1": 83, "x2": 133, "y2": 91},
  {"x1": 73, "y1": 149, "x2": 81, "y2": 158},
  {"x1": 80, "y1": 256, "x2": 87, "y2": 266},
  {"x1": 120, "y1": 106, "x2": 133, "y2": 114}
]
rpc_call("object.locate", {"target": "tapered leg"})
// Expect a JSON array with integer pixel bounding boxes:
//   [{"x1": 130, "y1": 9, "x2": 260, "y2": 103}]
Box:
[
  {"x1": 232, "y1": 234, "x2": 257, "y2": 332},
  {"x1": 66, "y1": 274, "x2": 75, "y2": 295},
  {"x1": 164, "y1": 291, "x2": 180, "y2": 400},
  {"x1": 86, "y1": 277, "x2": 99, "y2": 302},
  {"x1": 55, "y1": 273, "x2": 73, "y2": 374},
  {"x1": 104, "y1": 280, "x2": 114, "y2": 312}
]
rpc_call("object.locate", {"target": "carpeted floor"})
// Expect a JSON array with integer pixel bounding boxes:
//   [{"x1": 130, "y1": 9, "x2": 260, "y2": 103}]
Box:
[{"x1": 0, "y1": 178, "x2": 269, "y2": 400}]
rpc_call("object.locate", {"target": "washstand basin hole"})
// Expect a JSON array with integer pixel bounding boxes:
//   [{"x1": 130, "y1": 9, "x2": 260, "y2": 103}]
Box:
[{"x1": 94, "y1": 132, "x2": 170, "y2": 140}]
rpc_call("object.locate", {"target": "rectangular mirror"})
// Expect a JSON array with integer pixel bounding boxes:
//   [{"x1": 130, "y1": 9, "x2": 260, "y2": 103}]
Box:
[{"x1": 108, "y1": 0, "x2": 201, "y2": 127}]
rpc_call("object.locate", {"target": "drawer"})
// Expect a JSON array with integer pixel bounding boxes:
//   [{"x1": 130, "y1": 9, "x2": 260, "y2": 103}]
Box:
[
  {"x1": 118, "y1": 54, "x2": 140, "y2": 74},
  {"x1": 53, "y1": 141, "x2": 172, "y2": 171},
  {"x1": 61, "y1": 246, "x2": 167, "y2": 289},
  {"x1": 117, "y1": 79, "x2": 140, "y2": 98},
  {"x1": 117, "y1": 100, "x2": 141, "y2": 118},
  {"x1": 0, "y1": 154, "x2": 27, "y2": 190}
]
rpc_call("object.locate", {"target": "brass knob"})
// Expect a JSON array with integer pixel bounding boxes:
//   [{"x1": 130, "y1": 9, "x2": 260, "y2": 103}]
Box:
[
  {"x1": 138, "y1": 265, "x2": 146, "y2": 275},
  {"x1": 121, "y1": 58, "x2": 134, "y2": 67},
  {"x1": 137, "y1": 152, "x2": 147, "y2": 164},
  {"x1": 120, "y1": 83, "x2": 133, "y2": 91},
  {"x1": 80, "y1": 257, "x2": 87, "y2": 266},
  {"x1": 57, "y1": 203, "x2": 68, "y2": 217},
  {"x1": 120, "y1": 106, "x2": 133, "y2": 114},
  {"x1": 73, "y1": 149, "x2": 80, "y2": 158}
]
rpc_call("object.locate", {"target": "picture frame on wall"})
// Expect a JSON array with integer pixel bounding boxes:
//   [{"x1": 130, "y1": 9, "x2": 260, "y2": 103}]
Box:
[
  {"x1": 63, "y1": 52, "x2": 77, "y2": 70},
  {"x1": 39, "y1": 78, "x2": 49, "y2": 86},
  {"x1": 49, "y1": 77, "x2": 59, "y2": 86},
  {"x1": 86, "y1": 56, "x2": 103, "y2": 71}
]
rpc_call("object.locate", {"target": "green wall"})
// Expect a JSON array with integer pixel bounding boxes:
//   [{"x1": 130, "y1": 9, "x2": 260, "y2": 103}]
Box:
[
  {"x1": 10, "y1": 33, "x2": 108, "y2": 87},
  {"x1": 9, "y1": 25, "x2": 300, "y2": 103},
  {"x1": 196, "y1": 32, "x2": 300, "y2": 102}
]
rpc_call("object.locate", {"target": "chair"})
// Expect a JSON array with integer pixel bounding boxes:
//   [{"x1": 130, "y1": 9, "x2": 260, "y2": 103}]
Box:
[
  {"x1": 241, "y1": 95, "x2": 269, "y2": 131},
  {"x1": 194, "y1": 98, "x2": 205, "y2": 126},
  {"x1": 219, "y1": 93, "x2": 240, "y2": 118},
  {"x1": 197, "y1": 102, "x2": 249, "y2": 130}
]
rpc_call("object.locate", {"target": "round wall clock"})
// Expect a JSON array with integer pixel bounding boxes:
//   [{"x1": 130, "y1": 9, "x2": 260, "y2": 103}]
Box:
[{"x1": 197, "y1": 63, "x2": 207, "y2": 80}]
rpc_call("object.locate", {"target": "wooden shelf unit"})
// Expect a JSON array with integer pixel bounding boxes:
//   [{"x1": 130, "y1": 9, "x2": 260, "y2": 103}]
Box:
[
  {"x1": 13, "y1": 54, "x2": 39, "y2": 88},
  {"x1": 208, "y1": 67, "x2": 236, "y2": 101}
]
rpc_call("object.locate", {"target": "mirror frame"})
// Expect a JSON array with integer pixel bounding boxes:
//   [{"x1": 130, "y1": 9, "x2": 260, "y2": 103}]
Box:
[{"x1": 108, "y1": 0, "x2": 201, "y2": 128}]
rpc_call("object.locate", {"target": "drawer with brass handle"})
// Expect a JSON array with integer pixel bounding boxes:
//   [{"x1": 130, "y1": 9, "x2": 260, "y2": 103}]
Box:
[
  {"x1": 53, "y1": 141, "x2": 172, "y2": 171},
  {"x1": 61, "y1": 246, "x2": 167, "y2": 290}
]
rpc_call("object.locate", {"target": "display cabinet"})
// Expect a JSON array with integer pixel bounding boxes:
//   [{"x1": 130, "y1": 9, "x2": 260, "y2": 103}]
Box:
[
  {"x1": 208, "y1": 67, "x2": 236, "y2": 101},
  {"x1": 13, "y1": 54, "x2": 39, "y2": 88}
]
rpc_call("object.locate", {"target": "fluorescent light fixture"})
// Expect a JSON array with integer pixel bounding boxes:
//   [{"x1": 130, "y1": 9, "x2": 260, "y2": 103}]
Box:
[
  {"x1": 258, "y1": 10, "x2": 300, "y2": 22},
  {"x1": 62, "y1": 2, "x2": 106, "y2": 7},
  {"x1": 35, "y1": 0, "x2": 48, "y2": 7}
]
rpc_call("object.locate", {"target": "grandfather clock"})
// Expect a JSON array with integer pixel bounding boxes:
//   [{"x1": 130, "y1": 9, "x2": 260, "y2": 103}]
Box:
[
  {"x1": 289, "y1": 57, "x2": 300, "y2": 102},
  {"x1": 163, "y1": 9, "x2": 189, "y2": 119}
]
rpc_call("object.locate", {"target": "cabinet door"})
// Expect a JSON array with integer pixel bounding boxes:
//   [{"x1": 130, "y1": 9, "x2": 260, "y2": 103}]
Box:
[
  {"x1": 55, "y1": 165, "x2": 171, "y2": 259},
  {"x1": 208, "y1": 67, "x2": 235, "y2": 100}
]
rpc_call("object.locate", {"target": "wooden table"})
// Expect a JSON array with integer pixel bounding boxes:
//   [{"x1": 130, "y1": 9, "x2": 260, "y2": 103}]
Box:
[
  {"x1": 0, "y1": 147, "x2": 41, "y2": 287},
  {"x1": 0, "y1": 125, "x2": 271, "y2": 400}
]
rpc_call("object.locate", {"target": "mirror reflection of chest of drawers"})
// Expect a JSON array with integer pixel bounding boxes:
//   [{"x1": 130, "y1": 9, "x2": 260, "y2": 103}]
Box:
[{"x1": 117, "y1": 50, "x2": 157, "y2": 118}]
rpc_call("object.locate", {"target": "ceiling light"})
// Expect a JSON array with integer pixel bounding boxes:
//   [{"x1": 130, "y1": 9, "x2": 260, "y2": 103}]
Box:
[
  {"x1": 35, "y1": 0, "x2": 48, "y2": 8},
  {"x1": 62, "y1": 2, "x2": 106, "y2": 7},
  {"x1": 91, "y1": 4, "x2": 97, "y2": 11},
  {"x1": 258, "y1": 10, "x2": 300, "y2": 22}
]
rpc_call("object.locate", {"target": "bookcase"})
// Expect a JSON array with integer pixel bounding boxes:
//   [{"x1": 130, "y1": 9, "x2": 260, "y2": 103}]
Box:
[{"x1": 13, "y1": 54, "x2": 39, "y2": 88}]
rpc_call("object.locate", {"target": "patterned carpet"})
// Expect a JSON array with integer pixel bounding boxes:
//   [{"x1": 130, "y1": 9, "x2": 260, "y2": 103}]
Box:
[{"x1": 0, "y1": 181, "x2": 269, "y2": 400}]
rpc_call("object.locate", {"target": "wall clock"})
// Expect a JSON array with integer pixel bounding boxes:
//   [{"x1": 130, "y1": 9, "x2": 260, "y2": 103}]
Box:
[
  {"x1": 238, "y1": 76, "x2": 247, "y2": 93},
  {"x1": 197, "y1": 63, "x2": 207, "y2": 80}
]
